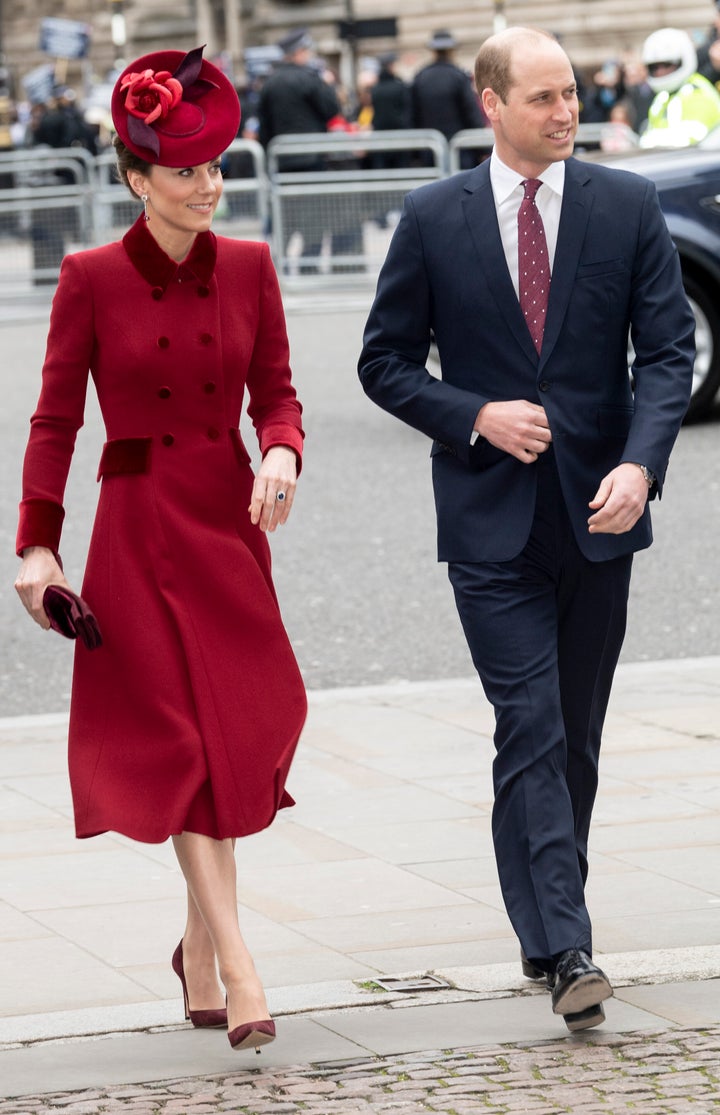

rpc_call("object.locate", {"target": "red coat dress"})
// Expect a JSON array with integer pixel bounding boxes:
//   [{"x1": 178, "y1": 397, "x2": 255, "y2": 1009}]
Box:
[{"x1": 16, "y1": 216, "x2": 307, "y2": 843}]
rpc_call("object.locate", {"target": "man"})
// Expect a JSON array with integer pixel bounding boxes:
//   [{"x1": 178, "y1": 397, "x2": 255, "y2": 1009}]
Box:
[
  {"x1": 358, "y1": 27, "x2": 694, "y2": 1032},
  {"x1": 639, "y1": 26, "x2": 720, "y2": 147},
  {"x1": 372, "y1": 52, "x2": 412, "y2": 137},
  {"x1": 411, "y1": 29, "x2": 485, "y2": 140},
  {"x1": 258, "y1": 28, "x2": 340, "y2": 272}
]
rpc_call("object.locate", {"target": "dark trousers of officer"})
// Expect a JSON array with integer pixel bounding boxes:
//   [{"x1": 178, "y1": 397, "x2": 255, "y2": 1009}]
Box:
[{"x1": 448, "y1": 450, "x2": 632, "y2": 971}]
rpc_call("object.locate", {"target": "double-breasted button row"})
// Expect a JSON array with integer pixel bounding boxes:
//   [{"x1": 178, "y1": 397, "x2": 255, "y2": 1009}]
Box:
[
  {"x1": 150, "y1": 285, "x2": 211, "y2": 300},
  {"x1": 156, "y1": 334, "x2": 215, "y2": 349},
  {"x1": 157, "y1": 382, "x2": 217, "y2": 399}
]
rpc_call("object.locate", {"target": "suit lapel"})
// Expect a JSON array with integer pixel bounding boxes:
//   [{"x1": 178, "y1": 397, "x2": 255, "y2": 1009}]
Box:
[
  {"x1": 540, "y1": 158, "x2": 593, "y2": 367},
  {"x1": 461, "y1": 164, "x2": 538, "y2": 367}
]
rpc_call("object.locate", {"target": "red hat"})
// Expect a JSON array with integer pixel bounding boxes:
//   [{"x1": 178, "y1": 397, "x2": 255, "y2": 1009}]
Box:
[{"x1": 111, "y1": 45, "x2": 240, "y2": 166}]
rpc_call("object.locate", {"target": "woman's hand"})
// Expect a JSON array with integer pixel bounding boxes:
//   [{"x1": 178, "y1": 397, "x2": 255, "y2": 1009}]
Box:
[
  {"x1": 15, "y1": 547, "x2": 70, "y2": 629},
  {"x1": 249, "y1": 446, "x2": 298, "y2": 533}
]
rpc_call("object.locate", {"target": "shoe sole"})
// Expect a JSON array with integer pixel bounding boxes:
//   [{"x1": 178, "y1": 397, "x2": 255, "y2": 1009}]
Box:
[
  {"x1": 552, "y1": 971, "x2": 613, "y2": 1016},
  {"x1": 230, "y1": 1030, "x2": 276, "y2": 1052},
  {"x1": 563, "y1": 1002, "x2": 606, "y2": 1032}
]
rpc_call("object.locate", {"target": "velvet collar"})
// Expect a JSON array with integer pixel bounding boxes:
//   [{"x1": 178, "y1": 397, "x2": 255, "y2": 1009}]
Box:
[{"x1": 122, "y1": 214, "x2": 217, "y2": 291}]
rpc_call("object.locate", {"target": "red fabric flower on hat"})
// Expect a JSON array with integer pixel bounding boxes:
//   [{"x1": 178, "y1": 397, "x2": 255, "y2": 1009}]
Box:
[{"x1": 121, "y1": 69, "x2": 183, "y2": 124}]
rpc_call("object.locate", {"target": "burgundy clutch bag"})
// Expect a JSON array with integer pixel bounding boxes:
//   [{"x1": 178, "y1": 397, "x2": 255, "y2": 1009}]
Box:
[{"x1": 43, "y1": 585, "x2": 103, "y2": 650}]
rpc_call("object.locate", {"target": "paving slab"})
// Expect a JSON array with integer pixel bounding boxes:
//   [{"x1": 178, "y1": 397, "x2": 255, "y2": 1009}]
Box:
[{"x1": 0, "y1": 662, "x2": 719, "y2": 1108}]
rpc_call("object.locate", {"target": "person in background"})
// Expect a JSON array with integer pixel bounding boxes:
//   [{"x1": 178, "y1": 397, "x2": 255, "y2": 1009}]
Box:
[
  {"x1": 412, "y1": 29, "x2": 484, "y2": 166},
  {"x1": 354, "y1": 69, "x2": 377, "y2": 133},
  {"x1": 257, "y1": 27, "x2": 340, "y2": 272},
  {"x1": 620, "y1": 52, "x2": 654, "y2": 133},
  {"x1": 359, "y1": 25, "x2": 694, "y2": 1034},
  {"x1": 579, "y1": 58, "x2": 624, "y2": 123},
  {"x1": 697, "y1": 0, "x2": 720, "y2": 90},
  {"x1": 372, "y1": 52, "x2": 412, "y2": 136},
  {"x1": 370, "y1": 52, "x2": 412, "y2": 175},
  {"x1": 639, "y1": 26, "x2": 720, "y2": 146},
  {"x1": 15, "y1": 44, "x2": 306, "y2": 1056}
]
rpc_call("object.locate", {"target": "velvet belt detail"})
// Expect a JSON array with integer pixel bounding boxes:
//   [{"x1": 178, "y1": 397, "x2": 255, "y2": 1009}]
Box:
[{"x1": 97, "y1": 437, "x2": 153, "y2": 480}]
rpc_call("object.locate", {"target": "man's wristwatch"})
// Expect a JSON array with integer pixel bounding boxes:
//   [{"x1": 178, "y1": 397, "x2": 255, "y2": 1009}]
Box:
[{"x1": 636, "y1": 464, "x2": 656, "y2": 488}]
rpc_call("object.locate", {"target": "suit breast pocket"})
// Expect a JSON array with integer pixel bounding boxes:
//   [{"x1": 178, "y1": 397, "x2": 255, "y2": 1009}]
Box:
[
  {"x1": 576, "y1": 258, "x2": 627, "y2": 281},
  {"x1": 569, "y1": 258, "x2": 630, "y2": 331}
]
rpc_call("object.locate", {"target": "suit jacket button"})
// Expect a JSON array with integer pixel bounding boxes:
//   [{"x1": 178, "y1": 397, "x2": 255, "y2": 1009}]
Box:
[
  {"x1": 161, "y1": 433, "x2": 175, "y2": 446},
  {"x1": 158, "y1": 386, "x2": 171, "y2": 399},
  {"x1": 203, "y1": 381, "x2": 216, "y2": 394},
  {"x1": 157, "y1": 336, "x2": 170, "y2": 349},
  {"x1": 200, "y1": 332, "x2": 213, "y2": 345},
  {"x1": 207, "y1": 426, "x2": 220, "y2": 441},
  {"x1": 539, "y1": 380, "x2": 550, "y2": 392},
  {"x1": 197, "y1": 285, "x2": 210, "y2": 298},
  {"x1": 151, "y1": 287, "x2": 163, "y2": 301}
]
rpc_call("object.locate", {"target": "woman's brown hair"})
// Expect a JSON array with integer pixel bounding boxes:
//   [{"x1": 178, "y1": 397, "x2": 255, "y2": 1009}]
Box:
[{"x1": 113, "y1": 135, "x2": 152, "y2": 197}]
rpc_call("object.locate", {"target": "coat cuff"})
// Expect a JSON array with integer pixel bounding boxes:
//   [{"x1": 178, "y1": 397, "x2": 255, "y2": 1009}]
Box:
[
  {"x1": 259, "y1": 424, "x2": 305, "y2": 475},
  {"x1": 16, "y1": 498, "x2": 65, "y2": 559}
]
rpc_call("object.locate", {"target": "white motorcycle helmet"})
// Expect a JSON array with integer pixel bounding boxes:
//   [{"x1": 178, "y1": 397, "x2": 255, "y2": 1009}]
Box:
[{"x1": 642, "y1": 27, "x2": 698, "y2": 93}]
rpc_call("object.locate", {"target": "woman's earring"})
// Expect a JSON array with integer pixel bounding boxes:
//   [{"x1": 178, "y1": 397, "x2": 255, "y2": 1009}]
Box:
[{"x1": 141, "y1": 194, "x2": 150, "y2": 222}]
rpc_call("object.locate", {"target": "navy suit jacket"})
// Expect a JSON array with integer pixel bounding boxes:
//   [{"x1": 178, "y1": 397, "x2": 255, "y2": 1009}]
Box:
[{"x1": 359, "y1": 156, "x2": 695, "y2": 563}]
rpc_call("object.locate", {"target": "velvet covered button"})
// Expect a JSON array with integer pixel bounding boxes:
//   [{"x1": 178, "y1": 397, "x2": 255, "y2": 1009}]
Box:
[
  {"x1": 200, "y1": 332, "x2": 213, "y2": 345},
  {"x1": 157, "y1": 336, "x2": 170, "y2": 349},
  {"x1": 158, "y1": 387, "x2": 171, "y2": 399},
  {"x1": 197, "y1": 286, "x2": 210, "y2": 298},
  {"x1": 161, "y1": 434, "x2": 175, "y2": 446},
  {"x1": 151, "y1": 287, "x2": 163, "y2": 301},
  {"x1": 207, "y1": 427, "x2": 220, "y2": 441},
  {"x1": 203, "y1": 381, "x2": 216, "y2": 394}
]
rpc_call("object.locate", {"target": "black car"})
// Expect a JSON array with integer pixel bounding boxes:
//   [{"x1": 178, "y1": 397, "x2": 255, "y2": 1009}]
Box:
[{"x1": 593, "y1": 142, "x2": 720, "y2": 422}]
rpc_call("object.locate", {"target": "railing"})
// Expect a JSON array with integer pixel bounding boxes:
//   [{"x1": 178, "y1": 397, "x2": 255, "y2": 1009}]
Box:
[
  {"x1": 0, "y1": 127, "x2": 640, "y2": 298},
  {"x1": 266, "y1": 130, "x2": 448, "y2": 288}
]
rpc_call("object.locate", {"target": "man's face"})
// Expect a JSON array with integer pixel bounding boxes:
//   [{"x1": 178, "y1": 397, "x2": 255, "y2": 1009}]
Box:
[{"x1": 482, "y1": 39, "x2": 578, "y2": 177}]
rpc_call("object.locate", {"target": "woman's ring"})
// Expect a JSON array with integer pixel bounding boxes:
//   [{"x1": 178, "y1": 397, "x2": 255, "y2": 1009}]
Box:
[{"x1": 276, "y1": 491, "x2": 286, "y2": 502}]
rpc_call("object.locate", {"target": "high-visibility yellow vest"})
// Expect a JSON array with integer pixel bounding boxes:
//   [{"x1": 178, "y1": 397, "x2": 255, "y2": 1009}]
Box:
[{"x1": 640, "y1": 72, "x2": 720, "y2": 147}]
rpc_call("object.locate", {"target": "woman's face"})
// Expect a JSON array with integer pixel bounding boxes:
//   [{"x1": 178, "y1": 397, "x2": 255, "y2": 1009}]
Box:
[{"x1": 133, "y1": 158, "x2": 224, "y2": 242}]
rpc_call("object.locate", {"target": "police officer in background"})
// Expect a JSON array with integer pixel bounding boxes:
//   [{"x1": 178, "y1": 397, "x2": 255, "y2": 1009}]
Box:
[
  {"x1": 258, "y1": 28, "x2": 340, "y2": 272},
  {"x1": 639, "y1": 26, "x2": 720, "y2": 147},
  {"x1": 411, "y1": 30, "x2": 484, "y2": 145}
]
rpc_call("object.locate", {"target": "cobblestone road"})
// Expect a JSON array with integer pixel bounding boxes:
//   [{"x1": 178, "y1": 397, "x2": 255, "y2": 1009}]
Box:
[{"x1": 2, "y1": 1027, "x2": 718, "y2": 1114}]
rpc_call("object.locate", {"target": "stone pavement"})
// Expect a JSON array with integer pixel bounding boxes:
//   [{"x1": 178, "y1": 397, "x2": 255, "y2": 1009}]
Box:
[
  {"x1": 0, "y1": 1027, "x2": 719, "y2": 1113},
  {"x1": 1, "y1": 659, "x2": 719, "y2": 1111}
]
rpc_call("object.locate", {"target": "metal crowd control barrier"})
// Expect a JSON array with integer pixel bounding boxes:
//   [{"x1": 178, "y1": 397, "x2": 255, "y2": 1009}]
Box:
[
  {"x1": 266, "y1": 130, "x2": 448, "y2": 288},
  {"x1": 0, "y1": 140, "x2": 268, "y2": 295},
  {"x1": 0, "y1": 146, "x2": 95, "y2": 291},
  {"x1": 0, "y1": 126, "x2": 644, "y2": 299}
]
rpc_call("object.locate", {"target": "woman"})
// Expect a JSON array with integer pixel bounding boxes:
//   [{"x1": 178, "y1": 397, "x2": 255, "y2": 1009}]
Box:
[{"x1": 14, "y1": 46, "x2": 306, "y2": 1053}]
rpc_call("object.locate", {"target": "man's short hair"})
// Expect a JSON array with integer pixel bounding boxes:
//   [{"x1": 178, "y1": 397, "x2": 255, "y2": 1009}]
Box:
[{"x1": 475, "y1": 27, "x2": 556, "y2": 103}]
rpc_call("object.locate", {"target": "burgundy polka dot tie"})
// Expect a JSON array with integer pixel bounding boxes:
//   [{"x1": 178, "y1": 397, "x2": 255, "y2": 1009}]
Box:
[{"x1": 518, "y1": 178, "x2": 551, "y2": 354}]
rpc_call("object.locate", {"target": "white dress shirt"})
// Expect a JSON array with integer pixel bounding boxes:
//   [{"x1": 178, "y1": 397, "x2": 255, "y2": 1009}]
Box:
[
  {"x1": 469, "y1": 153, "x2": 566, "y2": 445},
  {"x1": 488, "y1": 151, "x2": 565, "y2": 296}
]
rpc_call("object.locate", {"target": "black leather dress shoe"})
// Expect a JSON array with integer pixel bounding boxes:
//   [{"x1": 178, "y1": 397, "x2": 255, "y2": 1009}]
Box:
[
  {"x1": 520, "y1": 949, "x2": 552, "y2": 986},
  {"x1": 551, "y1": 949, "x2": 613, "y2": 1031}
]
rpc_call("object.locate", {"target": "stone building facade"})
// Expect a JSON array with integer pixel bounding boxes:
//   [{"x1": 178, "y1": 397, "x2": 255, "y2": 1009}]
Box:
[{"x1": 0, "y1": 0, "x2": 716, "y2": 100}]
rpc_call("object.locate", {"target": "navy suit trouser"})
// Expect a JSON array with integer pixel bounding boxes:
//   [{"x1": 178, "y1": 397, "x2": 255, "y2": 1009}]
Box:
[{"x1": 448, "y1": 451, "x2": 632, "y2": 971}]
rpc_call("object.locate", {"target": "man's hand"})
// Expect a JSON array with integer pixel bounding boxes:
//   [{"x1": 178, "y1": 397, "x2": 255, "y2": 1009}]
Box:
[
  {"x1": 588, "y1": 463, "x2": 649, "y2": 534},
  {"x1": 474, "y1": 400, "x2": 552, "y2": 463}
]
